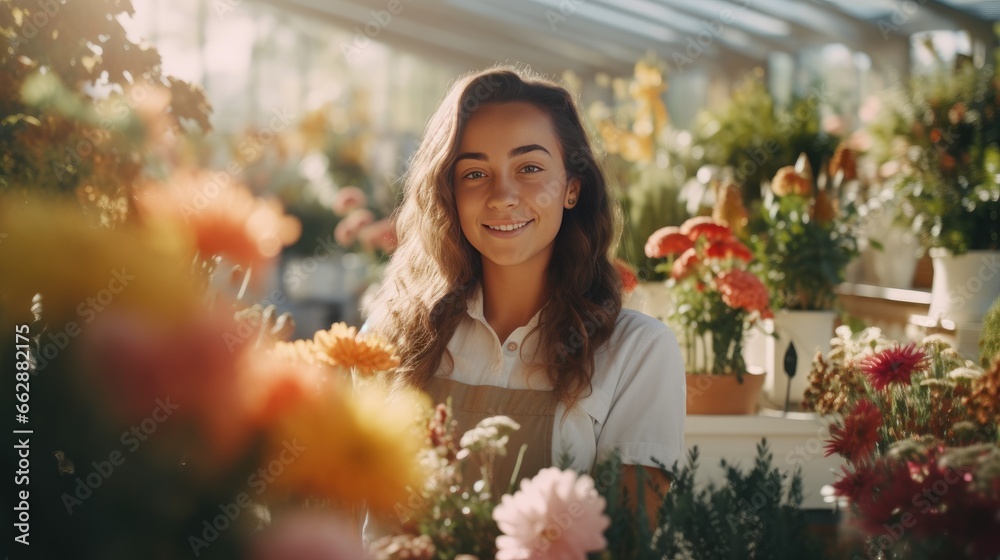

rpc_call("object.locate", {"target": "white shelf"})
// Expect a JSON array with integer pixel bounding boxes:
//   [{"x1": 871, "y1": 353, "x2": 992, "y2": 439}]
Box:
[{"x1": 683, "y1": 412, "x2": 844, "y2": 510}]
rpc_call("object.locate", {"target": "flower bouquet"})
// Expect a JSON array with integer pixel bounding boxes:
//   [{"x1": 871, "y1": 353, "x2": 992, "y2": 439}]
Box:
[
  {"x1": 804, "y1": 327, "x2": 1000, "y2": 558},
  {"x1": 750, "y1": 153, "x2": 860, "y2": 311},
  {"x1": 645, "y1": 216, "x2": 771, "y2": 379}
]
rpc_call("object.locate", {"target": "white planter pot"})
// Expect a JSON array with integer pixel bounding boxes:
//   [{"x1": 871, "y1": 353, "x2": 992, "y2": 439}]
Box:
[
  {"x1": 764, "y1": 310, "x2": 837, "y2": 408},
  {"x1": 928, "y1": 249, "x2": 1000, "y2": 324}
]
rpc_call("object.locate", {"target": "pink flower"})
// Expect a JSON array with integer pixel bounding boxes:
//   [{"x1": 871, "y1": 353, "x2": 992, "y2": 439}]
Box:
[
  {"x1": 334, "y1": 208, "x2": 375, "y2": 247},
  {"x1": 493, "y1": 467, "x2": 609, "y2": 560},
  {"x1": 246, "y1": 512, "x2": 369, "y2": 560},
  {"x1": 860, "y1": 343, "x2": 928, "y2": 391},
  {"x1": 357, "y1": 218, "x2": 398, "y2": 254},
  {"x1": 331, "y1": 185, "x2": 368, "y2": 217}
]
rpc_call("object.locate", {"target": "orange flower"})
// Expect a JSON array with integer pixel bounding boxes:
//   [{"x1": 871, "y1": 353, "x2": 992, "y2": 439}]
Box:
[
  {"x1": 260, "y1": 381, "x2": 430, "y2": 513},
  {"x1": 644, "y1": 226, "x2": 693, "y2": 258},
  {"x1": 312, "y1": 322, "x2": 400, "y2": 377},
  {"x1": 771, "y1": 166, "x2": 812, "y2": 197},
  {"x1": 614, "y1": 258, "x2": 638, "y2": 294},
  {"x1": 137, "y1": 168, "x2": 301, "y2": 268},
  {"x1": 716, "y1": 269, "x2": 770, "y2": 314}
]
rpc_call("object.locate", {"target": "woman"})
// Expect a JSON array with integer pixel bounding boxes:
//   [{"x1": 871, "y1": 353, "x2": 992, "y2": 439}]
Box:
[{"x1": 365, "y1": 66, "x2": 684, "y2": 497}]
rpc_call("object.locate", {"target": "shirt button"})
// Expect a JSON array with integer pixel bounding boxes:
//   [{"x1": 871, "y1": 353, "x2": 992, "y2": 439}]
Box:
[{"x1": 507, "y1": 341, "x2": 518, "y2": 351}]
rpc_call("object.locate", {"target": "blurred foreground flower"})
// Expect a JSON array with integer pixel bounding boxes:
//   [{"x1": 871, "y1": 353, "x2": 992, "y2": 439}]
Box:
[
  {"x1": 260, "y1": 378, "x2": 430, "y2": 514},
  {"x1": 0, "y1": 196, "x2": 200, "y2": 325},
  {"x1": 247, "y1": 512, "x2": 370, "y2": 560},
  {"x1": 493, "y1": 467, "x2": 609, "y2": 560},
  {"x1": 137, "y1": 168, "x2": 301, "y2": 270}
]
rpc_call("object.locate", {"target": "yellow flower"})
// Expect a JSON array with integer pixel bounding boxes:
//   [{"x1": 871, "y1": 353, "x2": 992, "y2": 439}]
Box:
[
  {"x1": 312, "y1": 322, "x2": 400, "y2": 377},
  {"x1": 260, "y1": 380, "x2": 430, "y2": 514},
  {"x1": 0, "y1": 196, "x2": 200, "y2": 325},
  {"x1": 270, "y1": 339, "x2": 322, "y2": 366}
]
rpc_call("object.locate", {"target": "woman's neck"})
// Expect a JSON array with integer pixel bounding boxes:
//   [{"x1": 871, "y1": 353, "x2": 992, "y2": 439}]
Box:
[{"x1": 481, "y1": 260, "x2": 548, "y2": 343}]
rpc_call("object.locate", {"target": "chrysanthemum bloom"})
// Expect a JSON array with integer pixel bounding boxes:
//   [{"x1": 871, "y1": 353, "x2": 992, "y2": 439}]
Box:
[
  {"x1": 493, "y1": 467, "x2": 610, "y2": 560},
  {"x1": 680, "y1": 216, "x2": 731, "y2": 242},
  {"x1": 671, "y1": 247, "x2": 699, "y2": 280},
  {"x1": 312, "y1": 322, "x2": 400, "y2": 377},
  {"x1": 137, "y1": 169, "x2": 301, "y2": 269},
  {"x1": 331, "y1": 185, "x2": 368, "y2": 217},
  {"x1": 644, "y1": 226, "x2": 692, "y2": 258},
  {"x1": 860, "y1": 343, "x2": 928, "y2": 391},
  {"x1": 824, "y1": 399, "x2": 882, "y2": 464},
  {"x1": 613, "y1": 258, "x2": 639, "y2": 294},
  {"x1": 716, "y1": 269, "x2": 770, "y2": 314}
]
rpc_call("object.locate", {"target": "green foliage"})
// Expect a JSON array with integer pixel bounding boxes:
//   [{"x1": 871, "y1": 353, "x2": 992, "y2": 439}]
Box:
[
  {"x1": 868, "y1": 39, "x2": 1000, "y2": 254},
  {"x1": 0, "y1": 0, "x2": 210, "y2": 216},
  {"x1": 980, "y1": 297, "x2": 1000, "y2": 369},
  {"x1": 692, "y1": 75, "x2": 838, "y2": 200},
  {"x1": 592, "y1": 441, "x2": 824, "y2": 559},
  {"x1": 749, "y1": 193, "x2": 859, "y2": 310}
]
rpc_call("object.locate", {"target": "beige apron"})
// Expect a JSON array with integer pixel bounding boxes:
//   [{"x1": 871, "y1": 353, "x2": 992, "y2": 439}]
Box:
[{"x1": 425, "y1": 376, "x2": 559, "y2": 494}]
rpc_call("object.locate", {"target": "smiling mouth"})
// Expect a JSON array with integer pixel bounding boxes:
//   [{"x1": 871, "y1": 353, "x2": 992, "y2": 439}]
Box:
[{"x1": 484, "y1": 220, "x2": 531, "y2": 232}]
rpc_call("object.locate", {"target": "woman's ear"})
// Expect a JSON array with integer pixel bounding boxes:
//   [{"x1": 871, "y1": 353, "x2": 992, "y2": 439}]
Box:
[{"x1": 564, "y1": 178, "x2": 581, "y2": 208}]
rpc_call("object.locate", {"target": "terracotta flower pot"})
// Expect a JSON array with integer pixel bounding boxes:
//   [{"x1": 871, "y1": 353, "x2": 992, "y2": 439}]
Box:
[{"x1": 685, "y1": 369, "x2": 765, "y2": 415}]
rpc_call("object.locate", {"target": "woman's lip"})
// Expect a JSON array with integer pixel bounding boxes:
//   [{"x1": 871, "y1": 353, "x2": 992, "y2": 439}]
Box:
[{"x1": 482, "y1": 219, "x2": 533, "y2": 235}]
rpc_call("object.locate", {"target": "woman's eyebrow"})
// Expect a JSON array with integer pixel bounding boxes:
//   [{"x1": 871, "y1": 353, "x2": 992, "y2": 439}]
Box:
[{"x1": 454, "y1": 144, "x2": 552, "y2": 165}]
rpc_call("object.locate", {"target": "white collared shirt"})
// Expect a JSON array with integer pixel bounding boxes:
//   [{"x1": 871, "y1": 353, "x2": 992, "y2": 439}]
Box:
[{"x1": 439, "y1": 286, "x2": 686, "y2": 472}]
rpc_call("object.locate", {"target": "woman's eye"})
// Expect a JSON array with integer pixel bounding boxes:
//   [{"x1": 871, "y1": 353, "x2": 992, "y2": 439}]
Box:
[
  {"x1": 463, "y1": 170, "x2": 486, "y2": 180},
  {"x1": 520, "y1": 164, "x2": 542, "y2": 173}
]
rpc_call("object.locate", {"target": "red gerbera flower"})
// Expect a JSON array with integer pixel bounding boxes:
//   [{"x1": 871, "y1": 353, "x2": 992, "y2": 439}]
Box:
[
  {"x1": 832, "y1": 465, "x2": 879, "y2": 504},
  {"x1": 671, "y1": 247, "x2": 699, "y2": 280},
  {"x1": 680, "y1": 217, "x2": 731, "y2": 242},
  {"x1": 705, "y1": 238, "x2": 753, "y2": 262},
  {"x1": 825, "y1": 399, "x2": 882, "y2": 464},
  {"x1": 645, "y1": 227, "x2": 693, "y2": 258},
  {"x1": 860, "y1": 343, "x2": 928, "y2": 391},
  {"x1": 614, "y1": 258, "x2": 639, "y2": 294}
]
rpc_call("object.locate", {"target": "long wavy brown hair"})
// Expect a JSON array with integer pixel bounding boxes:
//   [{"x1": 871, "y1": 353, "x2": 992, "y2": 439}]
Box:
[{"x1": 365, "y1": 66, "x2": 622, "y2": 406}]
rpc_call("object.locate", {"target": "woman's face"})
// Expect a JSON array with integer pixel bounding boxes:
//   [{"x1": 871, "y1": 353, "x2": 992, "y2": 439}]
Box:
[{"x1": 452, "y1": 102, "x2": 579, "y2": 271}]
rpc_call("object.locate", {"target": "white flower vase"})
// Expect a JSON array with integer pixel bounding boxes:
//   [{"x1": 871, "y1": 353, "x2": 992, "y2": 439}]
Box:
[
  {"x1": 928, "y1": 249, "x2": 1000, "y2": 324},
  {"x1": 764, "y1": 310, "x2": 837, "y2": 409}
]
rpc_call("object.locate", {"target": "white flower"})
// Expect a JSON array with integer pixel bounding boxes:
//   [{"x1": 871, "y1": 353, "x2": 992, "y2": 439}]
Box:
[
  {"x1": 460, "y1": 415, "x2": 521, "y2": 454},
  {"x1": 493, "y1": 467, "x2": 610, "y2": 560},
  {"x1": 947, "y1": 366, "x2": 983, "y2": 381}
]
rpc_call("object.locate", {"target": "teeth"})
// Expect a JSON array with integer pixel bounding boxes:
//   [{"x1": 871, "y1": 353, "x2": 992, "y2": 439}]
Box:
[{"x1": 487, "y1": 222, "x2": 528, "y2": 232}]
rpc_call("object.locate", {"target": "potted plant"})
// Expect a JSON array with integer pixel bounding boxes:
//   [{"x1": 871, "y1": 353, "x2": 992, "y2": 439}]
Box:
[
  {"x1": 748, "y1": 153, "x2": 860, "y2": 409},
  {"x1": 869, "y1": 38, "x2": 1000, "y2": 324},
  {"x1": 645, "y1": 216, "x2": 772, "y2": 414},
  {"x1": 803, "y1": 327, "x2": 1000, "y2": 558}
]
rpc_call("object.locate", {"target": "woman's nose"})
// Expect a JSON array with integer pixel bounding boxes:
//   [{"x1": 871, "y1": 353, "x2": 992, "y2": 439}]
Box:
[{"x1": 486, "y1": 174, "x2": 519, "y2": 209}]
